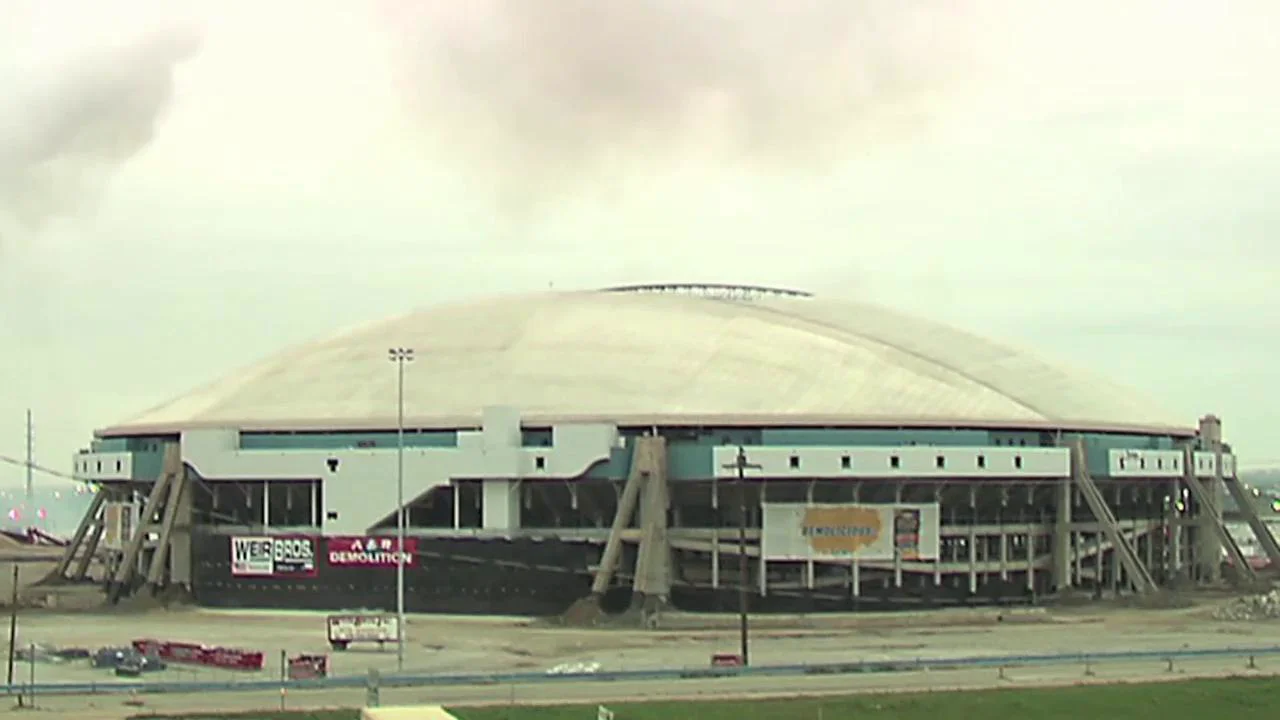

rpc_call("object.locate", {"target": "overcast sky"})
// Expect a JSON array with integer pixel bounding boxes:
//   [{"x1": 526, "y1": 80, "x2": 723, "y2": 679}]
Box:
[{"x1": 1, "y1": 0, "x2": 1278, "y2": 490}]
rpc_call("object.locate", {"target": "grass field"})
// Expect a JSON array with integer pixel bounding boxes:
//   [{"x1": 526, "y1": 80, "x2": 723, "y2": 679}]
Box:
[{"x1": 136, "y1": 677, "x2": 1280, "y2": 720}]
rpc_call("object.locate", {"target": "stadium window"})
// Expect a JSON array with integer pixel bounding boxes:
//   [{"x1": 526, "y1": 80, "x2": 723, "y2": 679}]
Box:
[
  {"x1": 1139, "y1": 458, "x2": 1146, "y2": 469},
  {"x1": 789, "y1": 455, "x2": 800, "y2": 469},
  {"x1": 977, "y1": 455, "x2": 986, "y2": 469},
  {"x1": 935, "y1": 455, "x2": 945, "y2": 469},
  {"x1": 96, "y1": 461, "x2": 102, "y2": 472},
  {"x1": 1157, "y1": 458, "x2": 1163, "y2": 469},
  {"x1": 841, "y1": 455, "x2": 851, "y2": 470},
  {"x1": 1014, "y1": 455, "x2": 1023, "y2": 469},
  {"x1": 115, "y1": 460, "x2": 122, "y2": 472},
  {"x1": 535, "y1": 456, "x2": 546, "y2": 470},
  {"x1": 889, "y1": 455, "x2": 900, "y2": 469},
  {"x1": 1119, "y1": 458, "x2": 1126, "y2": 470}
]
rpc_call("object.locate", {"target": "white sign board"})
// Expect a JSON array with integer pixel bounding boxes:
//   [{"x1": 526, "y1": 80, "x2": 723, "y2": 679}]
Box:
[
  {"x1": 230, "y1": 536, "x2": 318, "y2": 577},
  {"x1": 761, "y1": 503, "x2": 941, "y2": 561}
]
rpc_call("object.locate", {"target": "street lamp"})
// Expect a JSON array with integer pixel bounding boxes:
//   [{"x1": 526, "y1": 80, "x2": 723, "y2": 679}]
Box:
[
  {"x1": 721, "y1": 446, "x2": 761, "y2": 665},
  {"x1": 387, "y1": 347, "x2": 414, "y2": 672}
]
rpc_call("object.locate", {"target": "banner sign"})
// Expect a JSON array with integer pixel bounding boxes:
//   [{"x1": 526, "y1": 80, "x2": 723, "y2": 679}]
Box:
[
  {"x1": 326, "y1": 536, "x2": 418, "y2": 568},
  {"x1": 230, "y1": 536, "x2": 318, "y2": 577},
  {"x1": 761, "y1": 503, "x2": 941, "y2": 561}
]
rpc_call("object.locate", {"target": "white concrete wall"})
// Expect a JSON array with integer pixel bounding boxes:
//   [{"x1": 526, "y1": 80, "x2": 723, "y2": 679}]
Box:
[
  {"x1": 1107, "y1": 449, "x2": 1237, "y2": 478},
  {"x1": 71, "y1": 451, "x2": 133, "y2": 481},
  {"x1": 176, "y1": 411, "x2": 616, "y2": 534},
  {"x1": 712, "y1": 446, "x2": 1071, "y2": 479}
]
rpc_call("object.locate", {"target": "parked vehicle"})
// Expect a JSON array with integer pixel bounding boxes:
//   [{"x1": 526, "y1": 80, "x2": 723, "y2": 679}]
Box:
[
  {"x1": 15, "y1": 644, "x2": 68, "y2": 664},
  {"x1": 91, "y1": 646, "x2": 166, "y2": 673},
  {"x1": 326, "y1": 614, "x2": 399, "y2": 651}
]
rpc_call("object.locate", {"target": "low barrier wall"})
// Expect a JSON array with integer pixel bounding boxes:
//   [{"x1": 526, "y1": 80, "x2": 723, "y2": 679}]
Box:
[{"x1": 5, "y1": 644, "x2": 1280, "y2": 699}]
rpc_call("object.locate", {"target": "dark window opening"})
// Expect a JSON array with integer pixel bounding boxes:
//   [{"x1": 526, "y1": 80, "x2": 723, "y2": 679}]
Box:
[
  {"x1": 977, "y1": 455, "x2": 986, "y2": 468},
  {"x1": 789, "y1": 455, "x2": 800, "y2": 469},
  {"x1": 890, "y1": 456, "x2": 900, "y2": 469},
  {"x1": 935, "y1": 455, "x2": 946, "y2": 469},
  {"x1": 1014, "y1": 455, "x2": 1023, "y2": 469},
  {"x1": 535, "y1": 456, "x2": 546, "y2": 470},
  {"x1": 841, "y1": 455, "x2": 851, "y2": 470}
]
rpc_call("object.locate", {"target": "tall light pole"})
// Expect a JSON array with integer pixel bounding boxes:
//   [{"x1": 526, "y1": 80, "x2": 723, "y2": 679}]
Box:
[
  {"x1": 387, "y1": 347, "x2": 414, "y2": 672},
  {"x1": 721, "y1": 446, "x2": 761, "y2": 665}
]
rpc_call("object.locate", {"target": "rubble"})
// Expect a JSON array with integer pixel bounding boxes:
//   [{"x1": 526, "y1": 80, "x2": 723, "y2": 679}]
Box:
[{"x1": 1212, "y1": 589, "x2": 1280, "y2": 621}]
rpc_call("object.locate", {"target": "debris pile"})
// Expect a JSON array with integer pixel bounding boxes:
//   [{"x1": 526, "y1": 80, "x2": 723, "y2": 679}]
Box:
[{"x1": 1212, "y1": 590, "x2": 1280, "y2": 621}]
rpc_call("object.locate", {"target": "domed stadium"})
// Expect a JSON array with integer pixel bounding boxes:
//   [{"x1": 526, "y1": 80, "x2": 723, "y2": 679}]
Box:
[{"x1": 55, "y1": 284, "x2": 1272, "y2": 617}]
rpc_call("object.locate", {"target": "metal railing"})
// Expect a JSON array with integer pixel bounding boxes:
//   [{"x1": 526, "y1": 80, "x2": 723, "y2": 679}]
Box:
[{"x1": 4, "y1": 644, "x2": 1279, "y2": 699}]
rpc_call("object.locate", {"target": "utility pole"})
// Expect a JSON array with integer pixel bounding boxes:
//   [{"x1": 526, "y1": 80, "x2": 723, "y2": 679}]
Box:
[
  {"x1": 24, "y1": 410, "x2": 33, "y2": 509},
  {"x1": 387, "y1": 347, "x2": 415, "y2": 673},
  {"x1": 721, "y1": 446, "x2": 761, "y2": 666}
]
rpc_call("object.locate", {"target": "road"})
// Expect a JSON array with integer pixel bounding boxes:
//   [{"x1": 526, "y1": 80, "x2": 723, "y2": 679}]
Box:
[{"x1": 26, "y1": 654, "x2": 1280, "y2": 720}]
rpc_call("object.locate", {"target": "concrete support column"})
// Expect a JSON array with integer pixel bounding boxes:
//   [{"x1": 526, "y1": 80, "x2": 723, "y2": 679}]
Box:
[
  {"x1": 1051, "y1": 479, "x2": 1072, "y2": 591},
  {"x1": 999, "y1": 532, "x2": 1009, "y2": 580},
  {"x1": 758, "y1": 482, "x2": 768, "y2": 596},
  {"x1": 711, "y1": 480, "x2": 719, "y2": 589},
  {"x1": 169, "y1": 480, "x2": 193, "y2": 586},
  {"x1": 805, "y1": 482, "x2": 815, "y2": 590},
  {"x1": 932, "y1": 485, "x2": 943, "y2": 586},
  {"x1": 1197, "y1": 456, "x2": 1224, "y2": 583},
  {"x1": 482, "y1": 479, "x2": 521, "y2": 530},
  {"x1": 1025, "y1": 531, "x2": 1035, "y2": 592}
]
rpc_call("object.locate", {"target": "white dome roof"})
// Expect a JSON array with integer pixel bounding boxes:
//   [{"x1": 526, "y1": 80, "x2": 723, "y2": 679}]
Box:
[{"x1": 102, "y1": 288, "x2": 1188, "y2": 436}]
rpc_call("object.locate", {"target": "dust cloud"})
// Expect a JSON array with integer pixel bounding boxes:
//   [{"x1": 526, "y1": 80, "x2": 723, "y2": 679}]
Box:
[
  {"x1": 375, "y1": 0, "x2": 989, "y2": 218},
  {"x1": 0, "y1": 24, "x2": 201, "y2": 244}
]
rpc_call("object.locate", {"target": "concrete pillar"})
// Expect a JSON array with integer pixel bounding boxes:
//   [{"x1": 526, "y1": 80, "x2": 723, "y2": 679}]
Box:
[
  {"x1": 1052, "y1": 479, "x2": 1072, "y2": 590},
  {"x1": 168, "y1": 479, "x2": 193, "y2": 586},
  {"x1": 711, "y1": 479, "x2": 719, "y2": 589},
  {"x1": 999, "y1": 531, "x2": 1009, "y2": 580},
  {"x1": 482, "y1": 479, "x2": 521, "y2": 530},
  {"x1": 758, "y1": 482, "x2": 767, "y2": 596},
  {"x1": 805, "y1": 482, "x2": 815, "y2": 590},
  {"x1": 1026, "y1": 531, "x2": 1035, "y2": 592}
]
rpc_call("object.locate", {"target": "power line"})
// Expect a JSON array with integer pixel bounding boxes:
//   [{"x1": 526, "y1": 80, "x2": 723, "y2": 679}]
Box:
[{"x1": 0, "y1": 454, "x2": 87, "y2": 484}]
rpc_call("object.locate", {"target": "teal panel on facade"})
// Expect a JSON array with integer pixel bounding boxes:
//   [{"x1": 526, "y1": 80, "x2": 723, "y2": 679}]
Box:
[
  {"x1": 1072, "y1": 433, "x2": 1177, "y2": 477},
  {"x1": 131, "y1": 450, "x2": 164, "y2": 481},
  {"x1": 761, "y1": 428, "x2": 990, "y2": 447},
  {"x1": 93, "y1": 438, "x2": 127, "y2": 452},
  {"x1": 522, "y1": 429, "x2": 553, "y2": 447},
  {"x1": 583, "y1": 446, "x2": 633, "y2": 480},
  {"x1": 668, "y1": 443, "x2": 713, "y2": 479},
  {"x1": 681, "y1": 428, "x2": 765, "y2": 446},
  {"x1": 988, "y1": 431, "x2": 1042, "y2": 447},
  {"x1": 238, "y1": 431, "x2": 457, "y2": 450}
]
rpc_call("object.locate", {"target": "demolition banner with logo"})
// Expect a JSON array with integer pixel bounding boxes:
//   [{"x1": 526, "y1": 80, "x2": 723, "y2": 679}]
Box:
[
  {"x1": 230, "y1": 536, "x2": 318, "y2": 577},
  {"x1": 760, "y1": 503, "x2": 941, "y2": 561},
  {"x1": 326, "y1": 536, "x2": 418, "y2": 568}
]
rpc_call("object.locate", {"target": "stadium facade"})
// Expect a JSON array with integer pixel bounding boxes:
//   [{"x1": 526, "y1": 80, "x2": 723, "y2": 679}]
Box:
[{"x1": 51, "y1": 285, "x2": 1280, "y2": 618}]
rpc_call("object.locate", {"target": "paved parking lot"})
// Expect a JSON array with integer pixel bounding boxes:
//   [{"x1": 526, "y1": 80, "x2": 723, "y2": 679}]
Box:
[{"x1": 5, "y1": 596, "x2": 1279, "y2": 718}]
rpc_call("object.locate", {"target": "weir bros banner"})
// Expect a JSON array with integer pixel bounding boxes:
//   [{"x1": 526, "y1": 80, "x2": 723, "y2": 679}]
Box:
[
  {"x1": 229, "y1": 536, "x2": 317, "y2": 577},
  {"x1": 230, "y1": 535, "x2": 417, "y2": 573}
]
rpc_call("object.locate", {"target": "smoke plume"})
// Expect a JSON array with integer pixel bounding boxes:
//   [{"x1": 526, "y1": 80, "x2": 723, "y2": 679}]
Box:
[
  {"x1": 376, "y1": 0, "x2": 988, "y2": 217},
  {"x1": 0, "y1": 25, "x2": 201, "y2": 240}
]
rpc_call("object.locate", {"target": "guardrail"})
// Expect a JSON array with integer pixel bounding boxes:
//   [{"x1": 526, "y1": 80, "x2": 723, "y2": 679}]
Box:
[{"x1": 5, "y1": 644, "x2": 1279, "y2": 698}]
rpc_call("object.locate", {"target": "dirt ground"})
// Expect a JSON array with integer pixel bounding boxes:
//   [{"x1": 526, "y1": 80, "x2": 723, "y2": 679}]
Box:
[{"x1": 5, "y1": 590, "x2": 1280, "y2": 687}]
